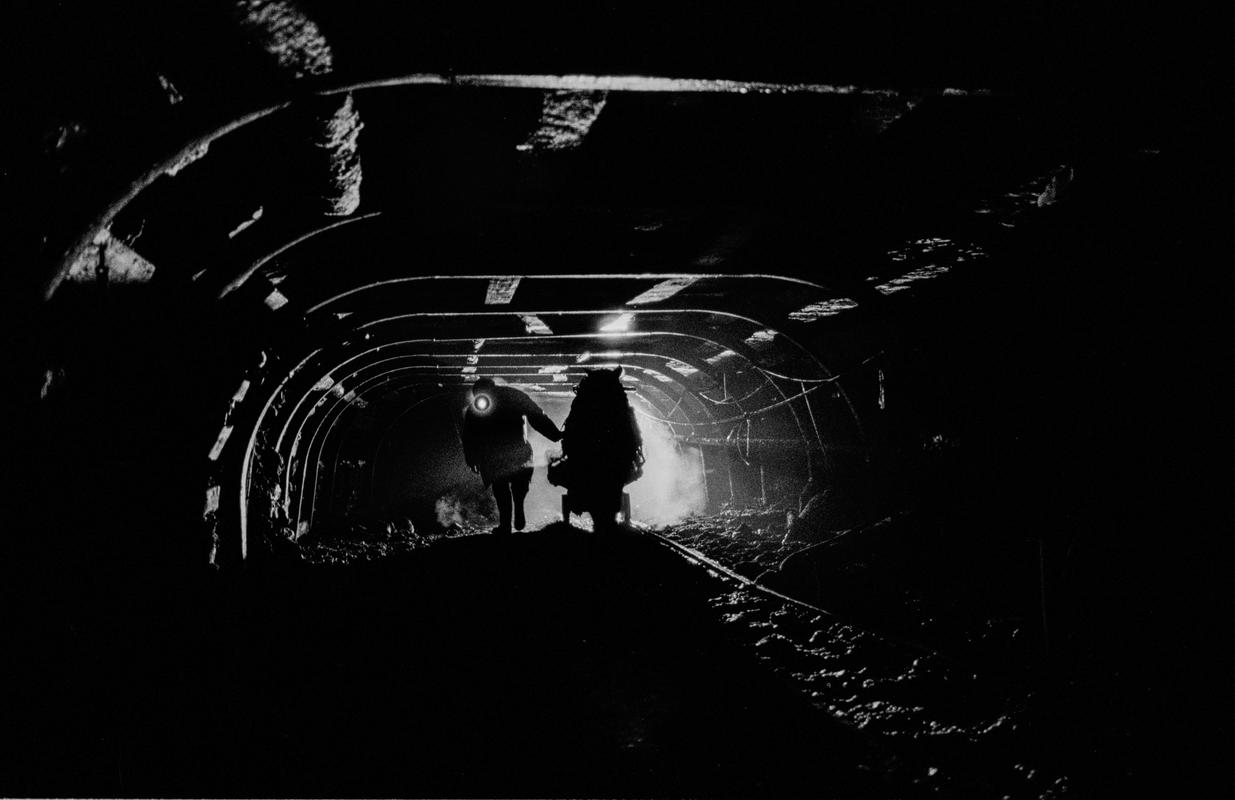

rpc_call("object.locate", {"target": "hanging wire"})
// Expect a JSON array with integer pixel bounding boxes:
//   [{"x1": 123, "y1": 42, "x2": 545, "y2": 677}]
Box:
[
  {"x1": 684, "y1": 380, "x2": 835, "y2": 427},
  {"x1": 632, "y1": 404, "x2": 696, "y2": 429},
  {"x1": 753, "y1": 349, "x2": 885, "y2": 385},
  {"x1": 724, "y1": 420, "x2": 753, "y2": 466},
  {"x1": 696, "y1": 380, "x2": 773, "y2": 406},
  {"x1": 800, "y1": 379, "x2": 828, "y2": 455},
  {"x1": 628, "y1": 350, "x2": 886, "y2": 429},
  {"x1": 665, "y1": 391, "x2": 687, "y2": 421}
]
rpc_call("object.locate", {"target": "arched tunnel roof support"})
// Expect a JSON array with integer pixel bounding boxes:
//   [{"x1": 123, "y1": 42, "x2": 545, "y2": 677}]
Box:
[
  {"x1": 291, "y1": 358, "x2": 719, "y2": 534},
  {"x1": 294, "y1": 366, "x2": 706, "y2": 535},
  {"x1": 273, "y1": 342, "x2": 729, "y2": 533},
  {"x1": 40, "y1": 72, "x2": 995, "y2": 301},
  {"x1": 241, "y1": 314, "x2": 867, "y2": 554}
]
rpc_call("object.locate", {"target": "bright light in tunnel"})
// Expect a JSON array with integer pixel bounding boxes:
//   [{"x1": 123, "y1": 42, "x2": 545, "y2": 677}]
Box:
[
  {"x1": 626, "y1": 398, "x2": 707, "y2": 525},
  {"x1": 578, "y1": 350, "x2": 626, "y2": 363},
  {"x1": 472, "y1": 393, "x2": 493, "y2": 413},
  {"x1": 599, "y1": 313, "x2": 634, "y2": 334},
  {"x1": 428, "y1": 390, "x2": 706, "y2": 535},
  {"x1": 521, "y1": 315, "x2": 553, "y2": 335}
]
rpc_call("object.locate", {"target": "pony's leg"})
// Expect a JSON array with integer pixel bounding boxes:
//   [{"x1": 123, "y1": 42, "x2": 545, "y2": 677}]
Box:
[{"x1": 591, "y1": 485, "x2": 623, "y2": 533}]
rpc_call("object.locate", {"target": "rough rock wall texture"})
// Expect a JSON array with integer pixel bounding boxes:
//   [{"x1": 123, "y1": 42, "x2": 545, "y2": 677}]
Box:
[{"x1": 232, "y1": 0, "x2": 363, "y2": 215}]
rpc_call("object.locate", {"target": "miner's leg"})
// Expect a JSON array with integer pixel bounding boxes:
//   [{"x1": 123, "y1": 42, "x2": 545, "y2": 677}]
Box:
[
  {"x1": 492, "y1": 479, "x2": 513, "y2": 534},
  {"x1": 511, "y1": 466, "x2": 533, "y2": 531}
]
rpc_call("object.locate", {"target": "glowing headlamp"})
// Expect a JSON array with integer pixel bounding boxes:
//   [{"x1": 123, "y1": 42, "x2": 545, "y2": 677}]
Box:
[{"x1": 472, "y1": 393, "x2": 493, "y2": 413}]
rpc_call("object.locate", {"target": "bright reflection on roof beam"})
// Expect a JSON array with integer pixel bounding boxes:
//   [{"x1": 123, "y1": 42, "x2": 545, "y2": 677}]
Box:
[
  {"x1": 872, "y1": 263, "x2": 952, "y2": 295},
  {"x1": 207, "y1": 426, "x2": 233, "y2": 461},
  {"x1": 264, "y1": 289, "x2": 289, "y2": 311},
  {"x1": 627, "y1": 276, "x2": 699, "y2": 305},
  {"x1": 521, "y1": 315, "x2": 553, "y2": 335},
  {"x1": 666, "y1": 360, "x2": 698, "y2": 376},
  {"x1": 788, "y1": 298, "x2": 858, "y2": 321},
  {"x1": 599, "y1": 313, "x2": 634, "y2": 334},
  {"x1": 430, "y1": 75, "x2": 996, "y2": 97},
  {"x1": 484, "y1": 277, "x2": 521, "y2": 304},
  {"x1": 745, "y1": 328, "x2": 778, "y2": 348}
]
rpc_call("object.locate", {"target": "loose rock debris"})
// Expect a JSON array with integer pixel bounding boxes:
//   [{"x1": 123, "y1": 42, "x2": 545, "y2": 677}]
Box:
[
  {"x1": 655, "y1": 506, "x2": 1076, "y2": 798},
  {"x1": 288, "y1": 510, "x2": 1076, "y2": 797}
]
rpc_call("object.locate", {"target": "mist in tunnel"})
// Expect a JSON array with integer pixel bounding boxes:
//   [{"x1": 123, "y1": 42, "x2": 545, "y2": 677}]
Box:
[
  {"x1": 365, "y1": 380, "x2": 709, "y2": 533},
  {"x1": 625, "y1": 399, "x2": 708, "y2": 526}
]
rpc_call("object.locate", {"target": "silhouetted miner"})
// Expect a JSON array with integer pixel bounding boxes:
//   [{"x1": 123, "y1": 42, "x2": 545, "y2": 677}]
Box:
[
  {"x1": 461, "y1": 377, "x2": 562, "y2": 534},
  {"x1": 555, "y1": 367, "x2": 644, "y2": 532}
]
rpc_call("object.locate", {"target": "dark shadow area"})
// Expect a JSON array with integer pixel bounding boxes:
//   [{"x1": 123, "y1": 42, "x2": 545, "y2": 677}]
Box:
[{"x1": 1, "y1": 526, "x2": 873, "y2": 798}]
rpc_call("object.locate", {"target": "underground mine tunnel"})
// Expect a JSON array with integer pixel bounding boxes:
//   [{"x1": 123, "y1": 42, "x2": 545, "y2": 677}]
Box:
[{"x1": 0, "y1": 2, "x2": 1220, "y2": 798}]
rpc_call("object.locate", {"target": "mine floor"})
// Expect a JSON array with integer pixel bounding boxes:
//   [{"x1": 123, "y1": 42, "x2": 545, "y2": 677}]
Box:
[{"x1": 4, "y1": 526, "x2": 877, "y2": 797}]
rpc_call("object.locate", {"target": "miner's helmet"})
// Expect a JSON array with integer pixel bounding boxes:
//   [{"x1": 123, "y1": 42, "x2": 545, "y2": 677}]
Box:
[{"x1": 471, "y1": 377, "x2": 496, "y2": 413}]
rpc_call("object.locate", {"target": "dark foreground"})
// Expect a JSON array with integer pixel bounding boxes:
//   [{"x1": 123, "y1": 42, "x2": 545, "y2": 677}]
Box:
[{"x1": 3, "y1": 526, "x2": 875, "y2": 798}]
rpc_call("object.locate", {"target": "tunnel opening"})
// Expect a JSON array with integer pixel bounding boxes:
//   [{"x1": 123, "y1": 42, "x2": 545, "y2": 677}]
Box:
[
  {"x1": 3, "y1": 5, "x2": 1218, "y2": 795},
  {"x1": 234, "y1": 288, "x2": 858, "y2": 556}
]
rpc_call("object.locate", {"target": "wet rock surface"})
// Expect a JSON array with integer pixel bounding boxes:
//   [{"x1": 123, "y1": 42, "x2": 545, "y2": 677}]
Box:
[{"x1": 650, "y1": 507, "x2": 1155, "y2": 798}]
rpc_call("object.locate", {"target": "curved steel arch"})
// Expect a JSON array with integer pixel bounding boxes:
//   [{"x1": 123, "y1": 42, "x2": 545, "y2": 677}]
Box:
[
  {"x1": 287, "y1": 358, "x2": 699, "y2": 530},
  {"x1": 278, "y1": 348, "x2": 725, "y2": 504},
  {"x1": 44, "y1": 65, "x2": 955, "y2": 300},
  {"x1": 217, "y1": 212, "x2": 383, "y2": 299},
  {"x1": 297, "y1": 365, "x2": 701, "y2": 533},
  {"x1": 240, "y1": 315, "x2": 862, "y2": 555},
  {"x1": 263, "y1": 340, "x2": 721, "y2": 540},
  {"x1": 270, "y1": 325, "x2": 796, "y2": 462},
  {"x1": 344, "y1": 309, "x2": 863, "y2": 453},
  {"x1": 303, "y1": 272, "x2": 834, "y2": 316},
  {"x1": 285, "y1": 353, "x2": 719, "y2": 514},
  {"x1": 348, "y1": 308, "x2": 831, "y2": 380}
]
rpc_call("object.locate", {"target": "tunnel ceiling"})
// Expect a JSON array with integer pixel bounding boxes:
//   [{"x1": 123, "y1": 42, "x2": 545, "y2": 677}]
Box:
[
  {"x1": 18, "y1": 1, "x2": 1181, "y2": 307},
  {"x1": 7, "y1": 1, "x2": 1201, "y2": 564},
  {"x1": 82, "y1": 75, "x2": 1054, "y2": 394}
]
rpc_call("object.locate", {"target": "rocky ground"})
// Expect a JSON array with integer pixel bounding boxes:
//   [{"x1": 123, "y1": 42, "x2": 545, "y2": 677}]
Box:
[
  {"x1": 184, "y1": 497, "x2": 1183, "y2": 798},
  {"x1": 647, "y1": 505, "x2": 1158, "y2": 798},
  {"x1": 292, "y1": 511, "x2": 1085, "y2": 798}
]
